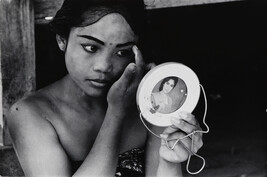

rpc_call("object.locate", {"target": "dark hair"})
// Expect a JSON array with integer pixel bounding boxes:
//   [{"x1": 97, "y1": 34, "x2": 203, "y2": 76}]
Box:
[
  {"x1": 49, "y1": 0, "x2": 146, "y2": 39},
  {"x1": 159, "y1": 77, "x2": 178, "y2": 91}
]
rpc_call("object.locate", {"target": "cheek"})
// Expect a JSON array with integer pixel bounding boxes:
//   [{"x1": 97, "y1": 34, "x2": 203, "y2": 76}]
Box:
[
  {"x1": 112, "y1": 59, "x2": 131, "y2": 77},
  {"x1": 65, "y1": 56, "x2": 77, "y2": 74},
  {"x1": 65, "y1": 50, "x2": 89, "y2": 78},
  {"x1": 65, "y1": 39, "x2": 87, "y2": 65}
]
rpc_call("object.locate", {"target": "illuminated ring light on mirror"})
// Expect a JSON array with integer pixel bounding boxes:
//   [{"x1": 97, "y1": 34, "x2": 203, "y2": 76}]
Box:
[{"x1": 136, "y1": 62, "x2": 200, "y2": 127}]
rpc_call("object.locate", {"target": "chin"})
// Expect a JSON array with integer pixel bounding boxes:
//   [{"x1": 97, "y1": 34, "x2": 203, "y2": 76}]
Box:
[{"x1": 84, "y1": 87, "x2": 109, "y2": 98}]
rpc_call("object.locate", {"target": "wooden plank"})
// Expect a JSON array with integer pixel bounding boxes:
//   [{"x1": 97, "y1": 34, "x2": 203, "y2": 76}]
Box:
[
  {"x1": 34, "y1": 0, "x2": 63, "y2": 24},
  {"x1": 34, "y1": 0, "x2": 243, "y2": 24},
  {"x1": 144, "y1": 0, "x2": 243, "y2": 9},
  {"x1": 0, "y1": 41, "x2": 2, "y2": 146},
  {"x1": 0, "y1": 0, "x2": 36, "y2": 145}
]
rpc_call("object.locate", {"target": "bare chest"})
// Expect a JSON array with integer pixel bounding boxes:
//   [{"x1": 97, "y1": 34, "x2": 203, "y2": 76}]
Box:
[{"x1": 50, "y1": 107, "x2": 147, "y2": 161}]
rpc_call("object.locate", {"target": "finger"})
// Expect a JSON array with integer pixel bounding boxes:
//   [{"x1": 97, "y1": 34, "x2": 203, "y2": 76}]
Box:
[
  {"x1": 132, "y1": 45, "x2": 145, "y2": 69},
  {"x1": 160, "y1": 132, "x2": 185, "y2": 153},
  {"x1": 160, "y1": 134, "x2": 168, "y2": 145},
  {"x1": 166, "y1": 132, "x2": 191, "y2": 152},
  {"x1": 169, "y1": 120, "x2": 203, "y2": 154},
  {"x1": 162, "y1": 126, "x2": 180, "y2": 135},
  {"x1": 169, "y1": 132, "x2": 197, "y2": 155},
  {"x1": 145, "y1": 62, "x2": 156, "y2": 71},
  {"x1": 116, "y1": 63, "x2": 136, "y2": 90},
  {"x1": 171, "y1": 118, "x2": 200, "y2": 135},
  {"x1": 176, "y1": 139, "x2": 195, "y2": 155},
  {"x1": 171, "y1": 131, "x2": 203, "y2": 154},
  {"x1": 180, "y1": 135, "x2": 203, "y2": 155},
  {"x1": 177, "y1": 111, "x2": 199, "y2": 126},
  {"x1": 191, "y1": 132, "x2": 203, "y2": 150}
]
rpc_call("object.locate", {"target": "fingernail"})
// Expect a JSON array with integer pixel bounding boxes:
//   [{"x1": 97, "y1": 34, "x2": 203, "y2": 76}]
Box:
[
  {"x1": 160, "y1": 134, "x2": 168, "y2": 139},
  {"x1": 174, "y1": 119, "x2": 181, "y2": 124},
  {"x1": 132, "y1": 45, "x2": 137, "y2": 51},
  {"x1": 171, "y1": 117, "x2": 181, "y2": 124},
  {"x1": 134, "y1": 45, "x2": 139, "y2": 50},
  {"x1": 178, "y1": 112, "x2": 187, "y2": 119},
  {"x1": 132, "y1": 45, "x2": 139, "y2": 53},
  {"x1": 131, "y1": 64, "x2": 136, "y2": 73}
]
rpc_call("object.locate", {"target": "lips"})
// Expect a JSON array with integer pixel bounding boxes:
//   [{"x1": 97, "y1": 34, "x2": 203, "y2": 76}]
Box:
[{"x1": 88, "y1": 79, "x2": 110, "y2": 88}]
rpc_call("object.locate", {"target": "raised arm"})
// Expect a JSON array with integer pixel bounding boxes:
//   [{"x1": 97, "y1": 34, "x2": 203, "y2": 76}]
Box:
[
  {"x1": 74, "y1": 65, "x2": 139, "y2": 176},
  {"x1": 8, "y1": 46, "x2": 145, "y2": 177},
  {"x1": 73, "y1": 46, "x2": 145, "y2": 176}
]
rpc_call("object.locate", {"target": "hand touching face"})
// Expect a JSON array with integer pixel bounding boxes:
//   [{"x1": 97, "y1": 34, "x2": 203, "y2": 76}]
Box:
[{"x1": 60, "y1": 13, "x2": 138, "y2": 97}]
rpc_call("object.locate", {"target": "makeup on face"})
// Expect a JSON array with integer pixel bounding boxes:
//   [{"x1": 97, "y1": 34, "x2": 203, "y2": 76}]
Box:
[{"x1": 65, "y1": 14, "x2": 138, "y2": 97}]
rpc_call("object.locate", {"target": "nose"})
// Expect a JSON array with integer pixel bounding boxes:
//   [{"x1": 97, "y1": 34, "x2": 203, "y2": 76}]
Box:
[
  {"x1": 92, "y1": 55, "x2": 112, "y2": 73},
  {"x1": 166, "y1": 85, "x2": 172, "y2": 91}
]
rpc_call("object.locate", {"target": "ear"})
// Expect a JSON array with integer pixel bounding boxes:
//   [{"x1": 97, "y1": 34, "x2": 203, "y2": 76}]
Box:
[{"x1": 56, "y1": 34, "x2": 67, "y2": 51}]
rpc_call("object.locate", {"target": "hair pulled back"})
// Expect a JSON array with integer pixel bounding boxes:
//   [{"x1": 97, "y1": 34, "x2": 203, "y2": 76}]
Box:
[
  {"x1": 159, "y1": 77, "x2": 179, "y2": 91},
  {"x1": 50, "y1": 0, "x2": 146, "y2": 39}
]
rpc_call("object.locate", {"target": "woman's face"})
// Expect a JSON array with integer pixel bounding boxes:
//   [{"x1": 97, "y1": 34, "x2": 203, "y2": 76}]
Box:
[
  {"x1": 162, "y1": 79, "x2": 175, "y2": 94},
  {"x1": 63, "y1": 13, "x2": 138, "y2": 97}
]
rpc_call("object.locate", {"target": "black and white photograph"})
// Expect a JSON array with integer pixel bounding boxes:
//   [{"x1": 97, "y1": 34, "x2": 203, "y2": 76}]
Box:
[
  {"x1": 0, "y1": 0, "x2": 266, "y2": 176},
  {"x1": 150, "y1": 76, "x2": 187, "y2": 114}
]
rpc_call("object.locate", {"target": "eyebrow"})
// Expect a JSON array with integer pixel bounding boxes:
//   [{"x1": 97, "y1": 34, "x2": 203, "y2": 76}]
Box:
[
  {"x1": 77, "y1": 35, "x2": 136, "y2": 48},
  {"x1": 116, "y1": 41, "x2": 136, "y2": 48},
  {"x1": 77, "y1": 35, "x2": 105, "y2": 45}
]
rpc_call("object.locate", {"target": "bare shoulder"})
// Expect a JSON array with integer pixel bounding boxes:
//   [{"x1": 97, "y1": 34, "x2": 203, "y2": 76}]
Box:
[
  {"x1": 7, "y1": 91, "x2": 58, "y2": 141},
  {"x1": 8, "y1": 90, "x2": 55, "y2": 118},
  {"x1": 7, "y1": 90, "x2": 72, "y2": 176}
]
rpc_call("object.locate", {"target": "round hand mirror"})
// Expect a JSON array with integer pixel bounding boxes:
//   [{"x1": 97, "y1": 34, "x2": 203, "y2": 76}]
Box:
[{"x1": 136, "y1": 62, "x2": 200, "y2": 127}]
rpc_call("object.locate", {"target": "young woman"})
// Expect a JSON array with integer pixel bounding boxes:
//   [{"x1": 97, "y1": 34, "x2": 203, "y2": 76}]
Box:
[
  {"x1": 7, "y1": 0, "x2": 203, "y2": 176},
  {"x1": 151, "y1": 77, "x2": 178, "y2": 114}
]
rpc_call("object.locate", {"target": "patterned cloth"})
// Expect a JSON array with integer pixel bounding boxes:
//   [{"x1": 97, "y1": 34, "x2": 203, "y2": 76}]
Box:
[
  {"x1": 71, "y1": 148, "x2": 145, "y2": 177},
  {"x1": 115, "y1": 148, "x2": 145, "y2": 177}
]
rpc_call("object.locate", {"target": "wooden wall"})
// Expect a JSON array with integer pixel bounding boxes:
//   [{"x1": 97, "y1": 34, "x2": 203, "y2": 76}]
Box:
[
  {"x1": 34, "y1": 0, "x2": 242, "y2": 24},
  {"x1": 0, "y1": 0, "x2": 35, "y2": 145},
  {"x1": 144, "y1": 0, "x2": 242, "y2": 9}
]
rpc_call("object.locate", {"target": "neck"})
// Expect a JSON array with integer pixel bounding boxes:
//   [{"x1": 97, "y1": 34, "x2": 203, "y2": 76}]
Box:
[
  {"x1": 160, "y1": 90, "x2": 167, "y2": 94},
  {"x1": 55, "y1": 75, "x2": 108, "y2": 108}
]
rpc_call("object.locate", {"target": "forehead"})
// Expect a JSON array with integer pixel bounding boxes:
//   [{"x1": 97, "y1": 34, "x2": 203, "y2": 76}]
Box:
[
  {"x1": 166, "y1": 79, "x2": 175, "y2": 84},
  {"x1": 71, "y1": 13, "x2": 138, "y2": 43}
]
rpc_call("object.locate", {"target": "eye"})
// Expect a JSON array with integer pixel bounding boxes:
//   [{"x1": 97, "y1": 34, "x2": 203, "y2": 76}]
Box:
[
  {"x1": 116, "y1": 49, "x2": 133, "y2": 58},
  {"x1": 82, "y1": 44, "x2": 98, "y2": 53}
]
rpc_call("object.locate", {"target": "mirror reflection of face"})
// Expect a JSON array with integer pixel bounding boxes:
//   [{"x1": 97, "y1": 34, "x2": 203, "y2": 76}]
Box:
[{"x1": 162, "y1": 79, "x2": 175, "y2": 94}]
